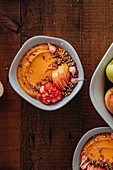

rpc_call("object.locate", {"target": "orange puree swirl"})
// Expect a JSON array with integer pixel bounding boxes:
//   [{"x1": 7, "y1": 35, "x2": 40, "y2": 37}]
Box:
[
  {"x1": 81, "y1": 133, "x2": 113, "y2": 165},
  {"x1": 17, "y1": 44, "x2": 64, "y2": 99}
]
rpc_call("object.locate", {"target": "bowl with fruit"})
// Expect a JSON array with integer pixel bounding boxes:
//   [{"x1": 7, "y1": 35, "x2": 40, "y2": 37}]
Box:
[
  {"x1": 9, "y1": 35, "x2": 84, "y2": 111},
  {"x1": 72, "y1": 127, "x2": 113, "y2": 170},
  {"x1": 90, "y1": 43, "x2": 113, "y2": 129}
]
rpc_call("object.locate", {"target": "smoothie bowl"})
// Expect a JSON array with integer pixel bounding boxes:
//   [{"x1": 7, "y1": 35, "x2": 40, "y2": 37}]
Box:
[
  {"x1": 9, "y1": 36, "x2": 84, "y2": 111},
  {"x1": 72, "y1": 127, "x2": 113, "y2": 170}
]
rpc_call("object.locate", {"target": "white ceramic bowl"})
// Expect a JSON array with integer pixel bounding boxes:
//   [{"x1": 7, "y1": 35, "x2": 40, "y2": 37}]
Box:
[
  {"x1": 72, "y1": 127, "x2": 112, "y2": 170},
  {"x1": 90, "y1": 43, "x2": 113, "y2": 129},
  {"x1": 9, "y1": 36, "x2": 84, "y2": 111}
]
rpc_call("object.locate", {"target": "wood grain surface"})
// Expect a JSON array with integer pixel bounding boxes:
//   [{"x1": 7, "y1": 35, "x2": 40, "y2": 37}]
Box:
[{"x1": 0, "y1": 0, "x2": 113, "y2": 169}]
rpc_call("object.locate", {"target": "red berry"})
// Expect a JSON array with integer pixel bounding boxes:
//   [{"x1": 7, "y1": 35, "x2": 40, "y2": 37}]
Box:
[
  {"x1": 70, "y1": 78, "x2": 78, "y2": 85},
  {"x1": 81, "y1": 154, "x2": 88, "y2": 162},
  {"x1": 80, "y1": 163, "x2": 88, "y2": 170},
  {"x1": 68, "y1": 66, "x2": 77, "y2": 76},
  {"x1": 47, "y1": 42, "x2": 57, "y2": 53}
]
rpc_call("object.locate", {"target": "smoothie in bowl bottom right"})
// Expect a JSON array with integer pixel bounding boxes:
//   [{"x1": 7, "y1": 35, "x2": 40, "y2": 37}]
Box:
[{"x1": 79, "y1": 132, "x2": 113, "y2": 170}]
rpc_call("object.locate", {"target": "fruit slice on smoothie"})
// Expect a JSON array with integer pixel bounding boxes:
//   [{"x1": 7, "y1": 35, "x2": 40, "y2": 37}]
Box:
[
  {"x1": 62, "y1": 63, "x2": 70, "y2": 84},
  {"x1": 52, "y1": 63, "x2": 70, "y2": 91},
  {"x1": 68, "y1": 66, "x2": 77, "y2": 76},
  {"x1": 47, "y1": 42, "x2": 57, "y2": 54},
  {"x1": 0, "y1": 81, "x2": 4, "y2": 97},
  {"x1": 58, "y1": 64, "x2": 68, "y2": 87},
  {"x1": 52, "y1": 70, "x2": 66, "y2": 91}
]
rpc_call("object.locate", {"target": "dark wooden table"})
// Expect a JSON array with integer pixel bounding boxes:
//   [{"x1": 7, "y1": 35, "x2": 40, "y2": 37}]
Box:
[{"x1": 0, "y1": 0, "x2": 112, "y2": 169}]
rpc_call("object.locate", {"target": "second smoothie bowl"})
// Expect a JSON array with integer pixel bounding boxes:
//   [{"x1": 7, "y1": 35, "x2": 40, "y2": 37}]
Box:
[{"x1": 9, "y1": 36, "x2": 84, "y2": 111}]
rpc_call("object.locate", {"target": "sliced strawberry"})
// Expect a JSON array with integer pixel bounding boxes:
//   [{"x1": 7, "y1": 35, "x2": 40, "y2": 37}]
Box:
[
  {"x1": 70, "y1": 78, "x2": 78, "y2": 85},
  {"x1": 81, "y1": 154, "x2": 88, "y2": 162},
  {"x1": 110, "y1": 133, "x2": 113, "y2": 140},
  {"x1": 39, "y1": 85, "x2": 45, "y2": 94},
  {"x1": 68, "y1": 66, "x2": 77, "y2": 76},
  {"x1": 81, "y1": 163, "x2": 89, "y2": 170},
  {"x1": 47, "y1": 42, "x2": 57, "y2": 53}
]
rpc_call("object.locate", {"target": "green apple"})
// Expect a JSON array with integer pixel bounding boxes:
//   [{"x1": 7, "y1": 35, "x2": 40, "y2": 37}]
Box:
[
  {"x1": 105, "y1": 87, "x2": 113, "y2": 114},
  {"x1": 106, "y1": 59, "x2": 113, "y2": 83}
]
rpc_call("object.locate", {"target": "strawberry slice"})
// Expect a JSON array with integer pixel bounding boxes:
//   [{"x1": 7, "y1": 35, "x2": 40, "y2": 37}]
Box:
[
  {"x1": 80, "y1": 163, "x2": 89, "y2": 169},
  {"x1": 70, "y1": 78, "x2": 78, "y2": 85},
  {"x1": 81, "y1": 154, "x2": 88, "y2": 162},
  {"x1": 79, "y1": 154, "x2": 89, "y2": 168},
  {"x1": 47, "y1": 42, "x2": 57, "y2": 53},
  {"x1": 68, "y1": 66, "x2": 77, "y2": 76},
  {"x1": 110, "y1": 133, "x2": 113, "y2": 140},
  {"x1": 70, "y1": 78, "x2": 84, "y2": 85}
]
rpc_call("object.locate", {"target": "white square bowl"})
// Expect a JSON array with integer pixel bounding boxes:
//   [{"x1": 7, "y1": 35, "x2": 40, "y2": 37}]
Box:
[
  {"x1": 9, "y1": 36, "x2": 84, "y2": 111},
  {"x1": 72, "y1": 127, "x2": 112, "y2": 170},
  {"x1": 90, "y1": 43, "x2": 113, "y2": 129}
]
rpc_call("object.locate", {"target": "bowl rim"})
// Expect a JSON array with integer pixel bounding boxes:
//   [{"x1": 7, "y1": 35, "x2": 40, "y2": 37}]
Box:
[
  {"x1": 9, "y1": 35, "x2": 84, "y2": 111},
  {"x1": 72, "y1": 126, "x2": 112, "y2": 170},
  {"x1": 89, "y1": 43, "x2": 113, "y2": 129}
]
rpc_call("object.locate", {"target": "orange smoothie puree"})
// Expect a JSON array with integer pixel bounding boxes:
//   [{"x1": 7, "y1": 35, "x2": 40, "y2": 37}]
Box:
[
  {"x1": 81, "y1": 133, "x2": 113, "y2": 167},
  {"x1": 17, "y1": 44, "x2": 64, "y2": 99}
]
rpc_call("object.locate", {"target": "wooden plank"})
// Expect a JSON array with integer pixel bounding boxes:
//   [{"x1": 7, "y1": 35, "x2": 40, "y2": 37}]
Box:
[
  {"x1": 0, "y1": 0, "x2": 20, "y2": 169},
  {"x1": 80, "y1": 0, "x2": 111, "y2": 134},
  {"x1": 20, "y1": 0, "x2": 82, "y2": 169}
]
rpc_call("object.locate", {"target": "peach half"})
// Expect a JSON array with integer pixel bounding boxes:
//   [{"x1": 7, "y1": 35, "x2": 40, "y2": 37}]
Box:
[{"x1": 105, "y1": 87, "x2": 113, "y2": 114}]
